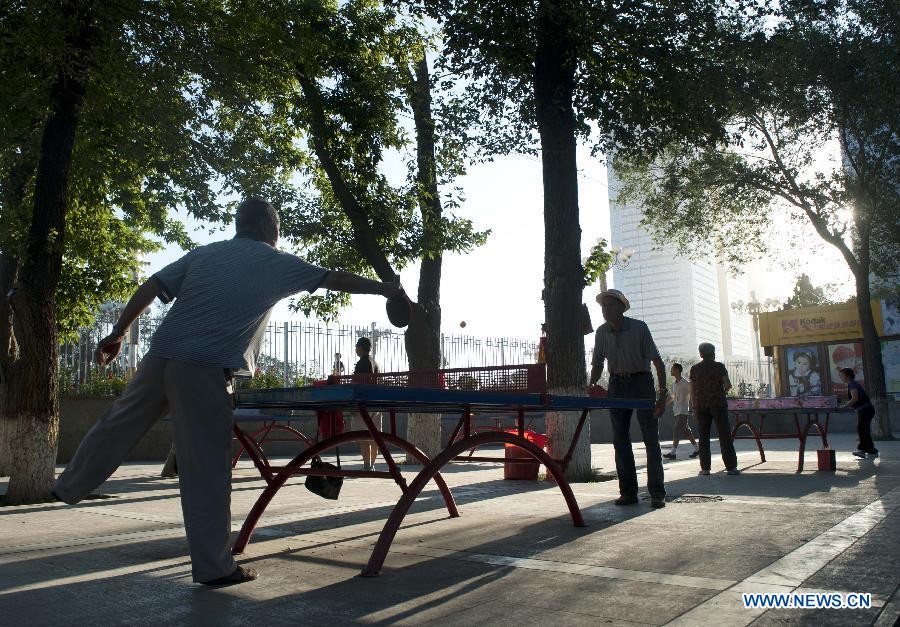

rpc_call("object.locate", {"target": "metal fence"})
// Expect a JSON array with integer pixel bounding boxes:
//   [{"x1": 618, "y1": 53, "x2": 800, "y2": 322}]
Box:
[
  {"x1": 59, "y1": 311, "x2": 774, "y2": 397},
  {"x1": 59, "y1": 312, "x2": 542, "y2": 391}
]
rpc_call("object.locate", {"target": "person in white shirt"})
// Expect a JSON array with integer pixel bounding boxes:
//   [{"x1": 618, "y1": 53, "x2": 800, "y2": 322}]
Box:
[{"x1": 664, "y1": 363, "x2": 699, "y2": 459}]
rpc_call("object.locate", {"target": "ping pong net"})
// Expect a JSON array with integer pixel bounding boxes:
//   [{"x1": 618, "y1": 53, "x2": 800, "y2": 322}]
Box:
[{"x1": 328, "y1": 363, "x2": 547, "y2": 394}]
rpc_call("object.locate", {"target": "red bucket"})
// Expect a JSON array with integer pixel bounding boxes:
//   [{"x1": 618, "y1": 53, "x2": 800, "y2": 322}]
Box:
[{"x1": 502, "y1": 430, "x2": 547, "y2": 481}]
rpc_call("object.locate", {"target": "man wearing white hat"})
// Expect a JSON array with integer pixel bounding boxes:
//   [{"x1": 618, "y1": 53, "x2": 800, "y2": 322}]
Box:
[{"x1": 589, "y1": 289, "x2": 667, "y2": 508}]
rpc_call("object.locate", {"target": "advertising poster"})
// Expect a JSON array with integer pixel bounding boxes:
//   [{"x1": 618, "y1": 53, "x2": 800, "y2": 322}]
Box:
[
  {"x1": 785, "y1": 345, "x2": 823, "y2": 396},
  {"x1": 882, "y1": 301, "x2": 900, "y2": 336},
  {"x1": 883, "y1": 340, "x2": 900, "y2": 396},
  {"x1": 827, "y1": 342, "x2": 864, "y2": 397}
]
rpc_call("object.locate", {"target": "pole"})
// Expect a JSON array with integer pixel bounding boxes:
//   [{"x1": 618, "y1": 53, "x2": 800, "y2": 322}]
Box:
[{"x1": 283, "y1": 321, "x2": 289, "y2": 387}]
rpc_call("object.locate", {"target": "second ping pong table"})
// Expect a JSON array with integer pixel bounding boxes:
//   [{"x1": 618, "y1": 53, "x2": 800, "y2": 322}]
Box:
[{"x1": 231, "y1": 380, "x2": 653, "y2": 576}]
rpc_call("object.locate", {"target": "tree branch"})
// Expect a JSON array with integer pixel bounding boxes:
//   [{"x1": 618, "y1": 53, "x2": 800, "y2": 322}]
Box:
[{"x1": 295, "y1": 68, "x2": 396, "y2": 282}]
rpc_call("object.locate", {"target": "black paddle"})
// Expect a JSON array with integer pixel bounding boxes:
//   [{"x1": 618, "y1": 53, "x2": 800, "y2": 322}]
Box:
[
  {"x1": 386, "y1": 292, "x2": 413, "y2": 328},
  {"x1": 385, "y1": 275, "x2": 412, "y2": 328}
]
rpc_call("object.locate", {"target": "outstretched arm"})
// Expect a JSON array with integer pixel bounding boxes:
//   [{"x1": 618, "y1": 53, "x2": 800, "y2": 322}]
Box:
[
  {"x1": 320, "y1": 270, "x2": 402, "y2": 298},
  {"x1": 96, "y1": 278, "x2": 163, "y2": 365}
]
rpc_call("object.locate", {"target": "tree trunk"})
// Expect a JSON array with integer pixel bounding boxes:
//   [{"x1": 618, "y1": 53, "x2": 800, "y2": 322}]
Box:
[
  {"x1": 533, "y1": 0, "x2": 591, "y2": 480},
  {"x1": 404, "y1": 55, "x2": 443, "y2": 461},
  {"x1": 298, "y1": 60, "x2": 446, "y2": 458},
  {"x1": 853, "y1": 271, "x2": 892, "y2": 439},
  {"x1": 0, "y1": 253, "x2": 21, "y2": 476},
  {"x1": 4, "y1": 0, "x2": 96, "y2": 504}
]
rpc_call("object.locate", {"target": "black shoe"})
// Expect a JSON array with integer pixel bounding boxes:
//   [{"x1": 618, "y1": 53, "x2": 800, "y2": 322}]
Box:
[
  {"x1": 689, "y1": 450, "x2": 699, "y2": 458},
  {"x1": 663, "y1": 452, "x2": 676, "y2": 460},
  {"x1": 650, "y1": 497, "x2": 666, "y2": 508},
  {"x1": 201, "y1": 565, "x2": 259, "y2": 587},
  {"x1": 852, "y1": 450, "x2": 867, "y2": 459},
  {"x1": 614, "y1": 496, "x2": 639, "y2": 506},
  {"x1": 867, "y1": 451, "x2": 879, "y2": 458}
]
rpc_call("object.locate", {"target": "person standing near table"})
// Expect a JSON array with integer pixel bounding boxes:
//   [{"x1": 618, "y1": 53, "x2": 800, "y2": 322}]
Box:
[
  {"x1": 664, "y1": 362, "x2": 699, "y2": 459},
  {"x1": 689, "y1": 343, "x2": 740, "y2": 476},
  {"x1": 53, "y1": 197, "x2": 402, "y2": 586},
  {"x1": 351, "y1": 336, "x2": 383, "y2": 470},
  {"x1": 838, "y1": 368, "x2": 879, "y2": 458},
  {"x1": 589, "y1": 289, "x2": 667, "y2": 508}
]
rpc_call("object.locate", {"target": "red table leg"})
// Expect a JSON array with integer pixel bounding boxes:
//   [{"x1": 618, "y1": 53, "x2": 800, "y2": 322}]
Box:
[
  {"x1": 232, "y1": 431, "x2": 458, "y2": 555},
  {"x1": 731, "y1": 412, "x2": 766, "y2": 463},
  {"x1": 361, "y1": 431, "x2": 585, "y2": 577}
]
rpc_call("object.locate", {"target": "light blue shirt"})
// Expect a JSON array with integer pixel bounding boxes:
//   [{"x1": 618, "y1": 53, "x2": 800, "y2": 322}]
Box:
[
  {"x1": 591, "y1": 317, "x2": 661, "y2": 374},
  {"x1": 147, "y1": 237, "x2": 327, "y2": 375}
]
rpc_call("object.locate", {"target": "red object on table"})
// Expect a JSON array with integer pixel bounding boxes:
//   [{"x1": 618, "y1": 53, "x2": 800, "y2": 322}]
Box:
[
  {"x1": 588, "y1": 385, "x2": 607, "y2": 397},
  {"x1": 313, "y1": 380, "x2": 344, "y2": 438}
]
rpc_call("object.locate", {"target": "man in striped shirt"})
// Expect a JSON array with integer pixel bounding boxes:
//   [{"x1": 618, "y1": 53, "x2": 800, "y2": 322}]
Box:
[{"x1": 54, "y1": 198, "x2": 402, "y2": 586}]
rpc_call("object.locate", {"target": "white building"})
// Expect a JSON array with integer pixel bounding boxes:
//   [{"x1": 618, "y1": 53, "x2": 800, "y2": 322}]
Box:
[{"x1": 606, "y1": 163, "x2": 754, "y2": 360}]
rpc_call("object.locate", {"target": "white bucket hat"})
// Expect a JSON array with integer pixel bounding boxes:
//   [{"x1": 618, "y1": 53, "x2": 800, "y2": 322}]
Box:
[{"x1": 596, "y1": 288, "x2": 630, "y2": 311}]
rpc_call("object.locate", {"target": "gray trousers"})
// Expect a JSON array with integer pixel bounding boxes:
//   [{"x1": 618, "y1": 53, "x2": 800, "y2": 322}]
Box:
[{"x1": 54, "y1": 356, "x2": 237, "y2": 582}]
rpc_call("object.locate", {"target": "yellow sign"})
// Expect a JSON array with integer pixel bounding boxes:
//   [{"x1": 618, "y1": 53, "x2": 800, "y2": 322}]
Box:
[{"x1": 758, "y1": 301, "x2": 885, "y2": 346}]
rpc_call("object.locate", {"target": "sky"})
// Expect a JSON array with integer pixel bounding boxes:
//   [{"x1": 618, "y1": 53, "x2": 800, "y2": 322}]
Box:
[{"x1": 142, "y1": 145, "x2": 855, "y2": 341}]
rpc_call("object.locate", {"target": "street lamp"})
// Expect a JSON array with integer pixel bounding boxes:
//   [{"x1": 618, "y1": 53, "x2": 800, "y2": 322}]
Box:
[
  {"x1": 585, "y1": 241, "x2": 635, "y2": 293},
  {"x1": 731, "y1": 293, "x2": 781, "y2": 344},
  {"x1": 731, "y1": 292, "x2": 780, "y2": 392},
  {"x1": 609, "y1": 244, "x2": 635, "y2": 269}
]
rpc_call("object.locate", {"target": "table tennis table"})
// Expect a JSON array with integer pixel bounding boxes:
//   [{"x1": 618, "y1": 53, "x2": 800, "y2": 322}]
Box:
[
  {"x1": 730, "y1": 406, "x2": 854, "y2": 472},
  {"x1": 230, "y1": 368, "x2": 653, "y2": 576}
]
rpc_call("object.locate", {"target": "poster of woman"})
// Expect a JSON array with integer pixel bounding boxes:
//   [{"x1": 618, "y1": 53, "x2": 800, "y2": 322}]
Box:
[
  {"x1": 786, "y1": 346, "x2": 823, "y2": 396},
  {"x1": 827, "y1": 342, "x2": 864, "y2": 397}
]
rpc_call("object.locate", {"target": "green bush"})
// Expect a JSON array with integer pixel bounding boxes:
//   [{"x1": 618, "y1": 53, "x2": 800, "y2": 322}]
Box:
[
  {"x1": 58, "y1": 365, "x2": 129, "y2": 397},
  {"x1": 237, "y1": 368, "x2": 313, "y2": 390}
]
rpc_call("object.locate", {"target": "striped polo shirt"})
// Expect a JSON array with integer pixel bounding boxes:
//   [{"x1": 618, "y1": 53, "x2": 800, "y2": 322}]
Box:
[{"x1": 147, "y1": 237, "x2": 328, "y2": 375}]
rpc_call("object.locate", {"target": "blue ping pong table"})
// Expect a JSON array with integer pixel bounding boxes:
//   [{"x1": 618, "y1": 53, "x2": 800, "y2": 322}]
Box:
[{"x1": 231, "y1": 383, "x2": 653, "y2": 576}]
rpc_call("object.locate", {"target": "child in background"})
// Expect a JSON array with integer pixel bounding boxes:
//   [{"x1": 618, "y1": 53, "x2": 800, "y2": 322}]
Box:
[
  {"x1": 789, "y1": 351, "x2": 822, "y2": 396},
  {"x1": 351, "y1": 337, "x2": 382, "y2": 470},
  {"x1": 664, "y1": 363, "x2": 699, "y2": 459},
  {"x1": 838, "y1": 368, "x2": 879, "y2": 459}
]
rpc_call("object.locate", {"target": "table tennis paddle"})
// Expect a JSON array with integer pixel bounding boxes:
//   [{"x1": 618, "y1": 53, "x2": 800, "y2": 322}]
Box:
[{"x1": 386, "y1": 292, "x2": 413, "y2": 328}]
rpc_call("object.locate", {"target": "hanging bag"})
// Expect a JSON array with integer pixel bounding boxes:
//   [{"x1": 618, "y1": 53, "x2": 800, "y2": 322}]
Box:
[
  {"x1": 304, "y1": 453, "x2": 344, "y2": 500},
  {"x1": 305, "y1": 413, "x2": 343, "y2": 499}
]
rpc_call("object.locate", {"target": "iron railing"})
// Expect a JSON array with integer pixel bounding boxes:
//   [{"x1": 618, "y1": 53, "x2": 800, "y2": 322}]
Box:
[{"x1": 59, "y1": 311, "x2": 774, "y2": 397}]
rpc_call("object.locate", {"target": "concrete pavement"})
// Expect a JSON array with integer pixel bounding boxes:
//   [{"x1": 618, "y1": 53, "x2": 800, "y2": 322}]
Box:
[{"x1": 1, "y1": 434, "x2": 899, "y2": 625}]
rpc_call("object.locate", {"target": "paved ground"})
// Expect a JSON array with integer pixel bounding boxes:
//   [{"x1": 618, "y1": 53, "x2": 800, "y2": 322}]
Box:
[{"x1": 1, "y1": 434, "x2": 899, "y2": 626}]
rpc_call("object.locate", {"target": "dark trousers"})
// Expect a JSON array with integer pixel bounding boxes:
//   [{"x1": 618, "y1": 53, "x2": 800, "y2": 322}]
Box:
[
  {"x1": 696, "y1": 405, "x2": 738, "y2": 471},
  {"x1": 857, "y1": 407, "x2": 878, "y2": 453},
  {"x1": 609, "y1": 373, "x2": 665, "y2": 500}
]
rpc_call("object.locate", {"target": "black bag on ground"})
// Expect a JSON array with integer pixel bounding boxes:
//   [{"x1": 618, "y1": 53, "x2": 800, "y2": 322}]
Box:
[{"x1": 305, "y1": 455, "x2": 343, "y2": 500}]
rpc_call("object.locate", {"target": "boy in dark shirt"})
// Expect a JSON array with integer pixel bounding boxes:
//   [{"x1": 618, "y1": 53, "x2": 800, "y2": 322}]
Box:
[
  {"x1": 352, "y1": 337, "x2": 382, "y2": 469},
  {"x1": 838, "y1": 368, "x2": 879, "y2": 458}
]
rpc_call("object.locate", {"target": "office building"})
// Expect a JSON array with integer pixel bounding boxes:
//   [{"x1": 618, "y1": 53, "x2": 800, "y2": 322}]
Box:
[{"x1": 607, "y1": 163, "x2": 754, "y2": 359}]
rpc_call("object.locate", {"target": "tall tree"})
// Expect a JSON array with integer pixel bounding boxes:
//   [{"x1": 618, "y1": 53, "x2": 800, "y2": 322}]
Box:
[
  {"x1": 208, "y1": 1, "x2": 487, "y2": 457},
  {"x1": 4, "y1": 0, "x2": 102, "y2": 503},
  {"x1": 410, "y1": 0, "x2": 748, "y2": 479},
  {"x1": 0, "y1": 0, "x2": 283, "y2": 500},
  {"x1": 782, "y1": 274, "x2": 836, "y2": 310},
  {"x1": 617, "y1": 0, "x2": 899, "y2": 437}
]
